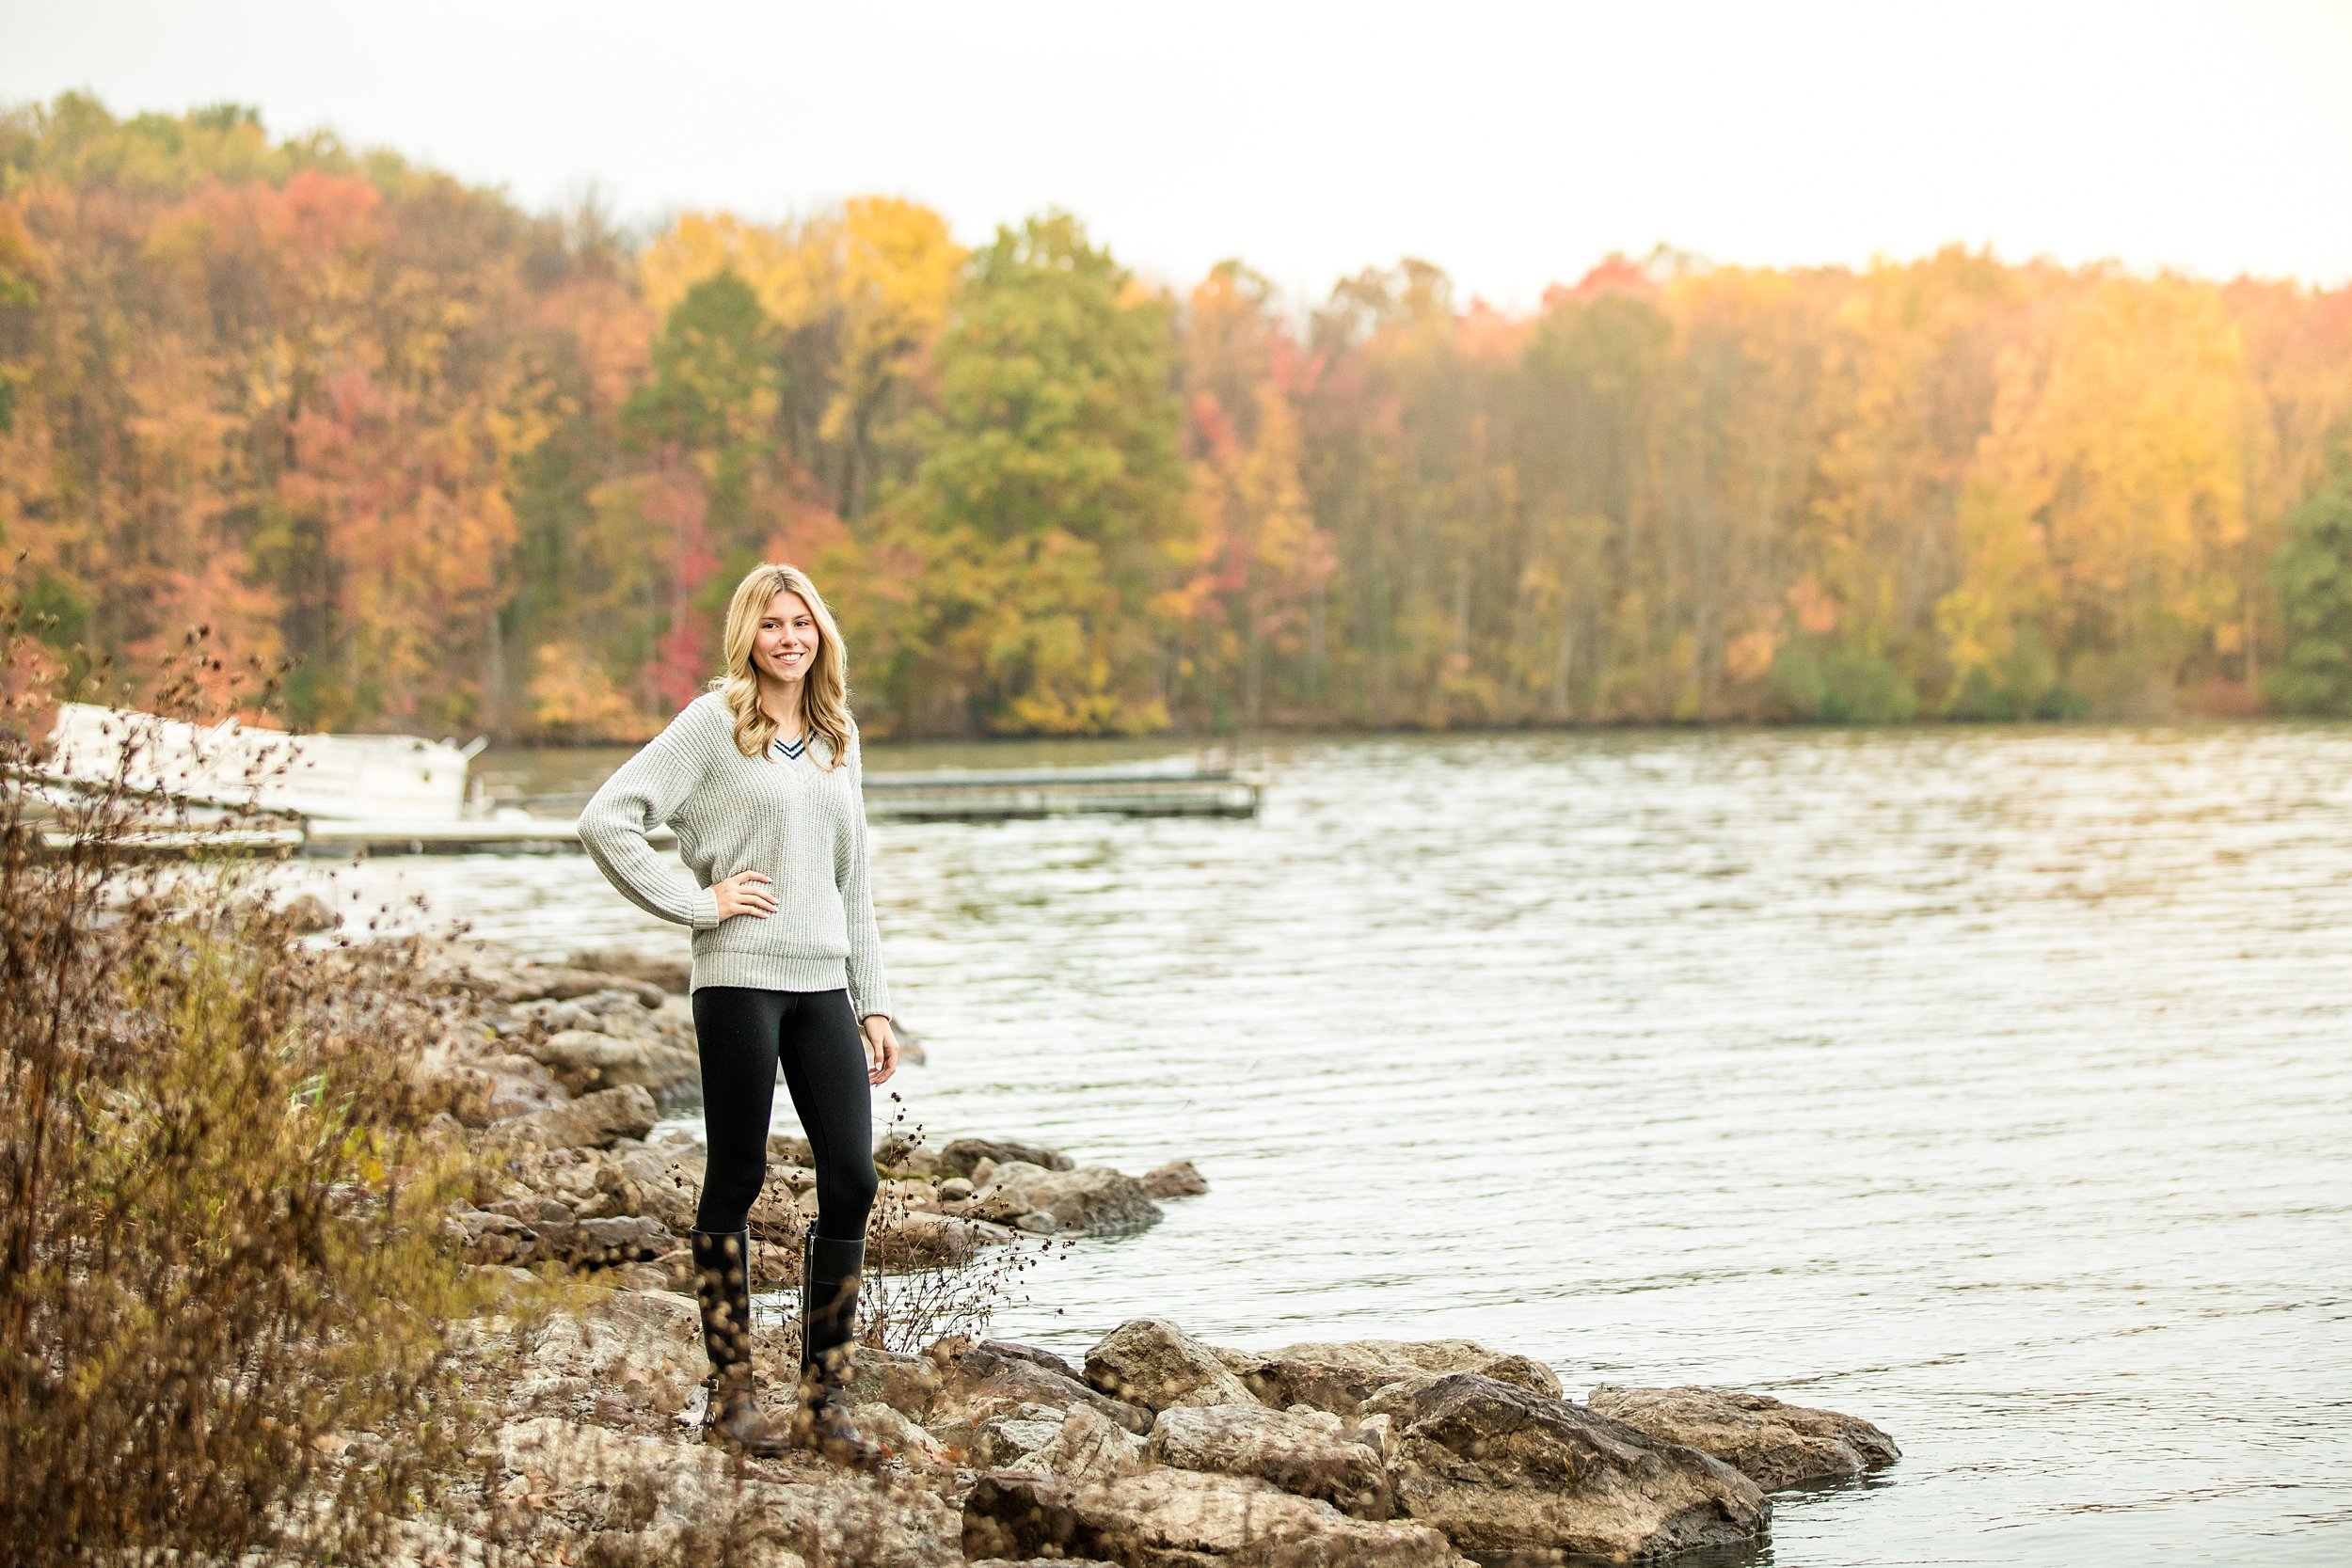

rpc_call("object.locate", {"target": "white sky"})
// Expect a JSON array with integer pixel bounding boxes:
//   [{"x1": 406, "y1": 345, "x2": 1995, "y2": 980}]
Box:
[{"x1": 5, "y1": 0, "x2": 2349, "y2": 309}]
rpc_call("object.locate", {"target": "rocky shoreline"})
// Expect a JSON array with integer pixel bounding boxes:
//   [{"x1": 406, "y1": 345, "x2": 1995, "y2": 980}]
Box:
[{"x1": 392, "y1": 941, "x2": 1899, "y2": 1566}]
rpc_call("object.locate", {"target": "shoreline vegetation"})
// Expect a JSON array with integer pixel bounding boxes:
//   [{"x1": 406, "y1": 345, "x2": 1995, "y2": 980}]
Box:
[
  {"x1": 3, "y1": 681, "x2": 1903, "y2": 1566},
  {"x1": 7, "y1": 96, "x2": 2352, "y2": 750}
]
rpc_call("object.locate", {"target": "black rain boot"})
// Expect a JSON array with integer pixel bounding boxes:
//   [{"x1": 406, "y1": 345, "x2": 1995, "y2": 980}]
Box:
[
  {"x1": 691, "y1": 1227, "x2": 794, "y2": 1457},
  {"x1": 798, "y1": 1229, "x2": 882, "y2": 1465}
]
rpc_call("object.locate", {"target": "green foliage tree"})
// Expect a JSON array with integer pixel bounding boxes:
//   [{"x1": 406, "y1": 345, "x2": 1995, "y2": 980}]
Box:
[
  {"x1": 624, "y1": 268, "x2": 782, "y2": 539},
  {"x1": 1771, "y1": 640, "x2": 1920, "y2": 723},
  {"x1": 880, "y1": 213, "x2": 1187, "y2": 733},
  {"x1": 2266, "y1": 471, "x2": 2352, "y2": 714}
]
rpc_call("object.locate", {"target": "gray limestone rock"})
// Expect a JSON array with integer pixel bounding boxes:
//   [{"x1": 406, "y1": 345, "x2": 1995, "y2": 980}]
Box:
[
  {"x1": 940, "y1": 1137, "x2": 1074, "y2": 1176},
  {"x1": 1029, "y1": 1402, "x2": 1146, "y2": 1484},
  {"x1": 933, "y1": 1342, "x2": 1155, "y2": 1439},
  {"x1": 1148, "y1": 1402, "x2": 1395, "y2": 1519},
  {"x1": 1235, "y1": 1338, "x2": 1563, "y2": 1415},
  {"x1": 1138, "y1": 1158, "x2": 1210, "y2": 1198},
  {"x1": 961, "y1": 1469, "x2": 1458, "y2": 1568},
  {"x1": 972, "y1": 1162, "x2": 1161, "y2": 1236},
  {"x1": 1364, "y1": 1372, "x2": 1769, "y2": 1561},
  {"x1": 526, "y1": 1027, "x2": 699, "y2": 1109},
  {"x1": 1586, "y1": 1385, "x2": 1900, "y2": 1491},
  {"x1": 1084, "y1": 1318, "x2": 1262, "y2": 1413},
  {"x1": 500, "y1": 1084, "x2": 659, "y2": 1150}
]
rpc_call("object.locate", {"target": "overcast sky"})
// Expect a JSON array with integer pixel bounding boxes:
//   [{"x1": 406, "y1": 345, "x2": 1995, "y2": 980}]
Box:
[{"x1": 6, "y1": 0, "x2": 2349, "y2": 308}]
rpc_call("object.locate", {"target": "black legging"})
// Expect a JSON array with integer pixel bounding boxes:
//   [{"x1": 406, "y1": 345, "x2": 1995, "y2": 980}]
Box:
[{"x1": 690, "y1": 986, "x2": 877, "y2": 1242}]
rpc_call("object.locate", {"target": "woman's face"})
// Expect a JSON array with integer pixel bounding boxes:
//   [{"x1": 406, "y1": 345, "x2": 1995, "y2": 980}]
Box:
[{"x1": 752, "y1": 590, "x2": 819, "y2": 688}]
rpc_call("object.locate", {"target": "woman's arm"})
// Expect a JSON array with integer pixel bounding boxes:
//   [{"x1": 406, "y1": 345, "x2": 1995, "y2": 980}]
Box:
[
  {"x1": 835, "y1": 718, "x2": 894, "y2": 1023},
  {"x1": 579, "y1": 704, "x2": 724, "y2": 930}
]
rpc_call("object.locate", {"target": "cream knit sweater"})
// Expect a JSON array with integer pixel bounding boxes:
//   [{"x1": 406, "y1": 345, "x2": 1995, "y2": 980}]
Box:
[{"x1": 578, "y1": 691, "x2": 892, "y2": 1018}]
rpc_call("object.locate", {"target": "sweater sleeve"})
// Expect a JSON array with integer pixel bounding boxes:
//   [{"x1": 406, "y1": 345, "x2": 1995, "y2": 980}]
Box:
[
  {"x1": 835, "y1": 718, "x2": 894, "y2": 1021},
  {"x1": 579, "y1": 701, "x2": 723, "y2": 931}
]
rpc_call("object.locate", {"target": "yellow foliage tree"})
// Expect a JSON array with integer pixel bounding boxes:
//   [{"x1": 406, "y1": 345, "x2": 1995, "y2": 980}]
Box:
[
  {"x1": 637, "y1": 200, "x2": 963, "y2": 519},
  {"x1": 1946, "y1": 274, "x2": 2261, "y2": 708}
]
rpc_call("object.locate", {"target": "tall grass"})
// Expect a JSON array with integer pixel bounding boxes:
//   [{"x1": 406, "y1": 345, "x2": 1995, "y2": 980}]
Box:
[
  {"x1": 0, "y1": 617, "x2": 488, "y2": 1565},
  {"x1": 861, "y1": 1097, "x2": 1071, "y2": 1354}
]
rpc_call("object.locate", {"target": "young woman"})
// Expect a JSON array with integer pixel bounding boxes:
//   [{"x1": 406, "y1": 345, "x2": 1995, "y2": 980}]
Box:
[{"x1": 579, "y1": 562, "x2": 899, "y2": 1464}]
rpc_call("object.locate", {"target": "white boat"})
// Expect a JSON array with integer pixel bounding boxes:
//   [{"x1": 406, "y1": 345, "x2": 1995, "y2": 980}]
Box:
[{"x1": 40, "y1": 703, "x2": 482, "y2": 822}]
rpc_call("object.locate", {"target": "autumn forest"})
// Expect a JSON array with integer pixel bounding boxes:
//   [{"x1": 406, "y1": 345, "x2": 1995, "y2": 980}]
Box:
[{"x1": 7, "y1": 95, "x2": 2352, "y2": 741}]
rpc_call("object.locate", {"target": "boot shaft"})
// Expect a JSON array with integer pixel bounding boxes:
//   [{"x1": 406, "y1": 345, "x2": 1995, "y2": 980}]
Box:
[
  {"x1": 691, "y1": 1227, "x2": 755, "y2": 1370},
  {"x1": 801, "y1": 1229, "x2": 866, "y2": 1380}
]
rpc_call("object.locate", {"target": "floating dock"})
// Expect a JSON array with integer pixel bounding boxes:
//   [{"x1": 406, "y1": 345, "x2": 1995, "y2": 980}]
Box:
[{"x1": 863, "y1": 761, "x2": 1259, "y2": 824}]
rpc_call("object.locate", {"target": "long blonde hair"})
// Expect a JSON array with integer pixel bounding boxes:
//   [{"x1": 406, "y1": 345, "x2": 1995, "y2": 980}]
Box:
[{"x1": 709, "y1": 563, "x2": 853, "y2": 768}]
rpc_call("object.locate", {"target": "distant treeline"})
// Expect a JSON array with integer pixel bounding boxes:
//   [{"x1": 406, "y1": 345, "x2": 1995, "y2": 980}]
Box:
[{"x1": 6, "y1": 95, "x2": 2352, "y2": 739}]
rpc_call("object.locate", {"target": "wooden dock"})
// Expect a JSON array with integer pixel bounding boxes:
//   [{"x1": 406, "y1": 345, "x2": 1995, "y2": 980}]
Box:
[{"x1": 862, "y1": 762, "x2": 1259, "y2": 824}]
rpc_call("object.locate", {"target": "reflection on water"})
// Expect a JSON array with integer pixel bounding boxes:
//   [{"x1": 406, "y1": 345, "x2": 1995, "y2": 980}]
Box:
[{"x1": 294, "y1": 724, "x2": 2352, "y2": 1566}]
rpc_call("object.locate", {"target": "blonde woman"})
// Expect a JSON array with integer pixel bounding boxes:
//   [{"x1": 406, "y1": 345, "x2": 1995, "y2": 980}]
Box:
[{"x1": 580, "y1": 563, "x2": 898, "y2": 1464}]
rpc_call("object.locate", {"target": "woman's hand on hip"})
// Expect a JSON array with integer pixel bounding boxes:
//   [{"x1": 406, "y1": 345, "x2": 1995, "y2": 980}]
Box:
[
  {"x1": 861, "y1": 1014, "x2": 899, "y2": 1085},
  {"x1": 712, "y1": 870, "x2": 777, "y2": 920}
]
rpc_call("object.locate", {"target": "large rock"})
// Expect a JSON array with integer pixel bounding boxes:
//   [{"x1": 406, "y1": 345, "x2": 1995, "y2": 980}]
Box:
[
  {"x1": 1084, "y1": 1319, "x2": 1261, "y2": 1412},
  {"x1": 875, "y1": 1130, "x2": 949, "y2": 1175},
  {"x1": 527, "y1": 1027, "x2": 699, "y2": 1108},
  {"x1": 596, "y1": 1145, "x2": 705, "y2": 1233},
  {"x1": 978, "y1": 1340, "x2": 1085, "y2": 1383},
  {"x1": 1236, "y1": 1338, "x2": 1561, "y2": 1415},
  {"x1": 1364, "y1": 1373, "x2": 1768, "y2": 1561},
  {"x1": 851, "y1": 1401, "x2": 951, "y2": 1467},
  {"x1": 450, "y1": 1207, "x2": 539, "y2": 1264},
  {"x1": 873, "y1": 1210, "x2": 1017, "y2": 1266},
  {"x1": 566, "y1": 946, "x2": 692, "y2": 994},
  {"x1": 1031, "y1": 1403, "x2": 1146, "y2": 1484},
  {"x1": 836, "y1": 1344, "x2": 945, "y2": 1419},
  {"x1": 474, "y1": 1287, "x2": 709, "y2": 1431},
  {"x1": 1138, "y1": 1159, "x2": 1210, "y2": 1198},
  {"x1": 975, "y1": 1410, "x2": 1071, "y2": 1468},
  {"x1": 1280, "y1": 1339, "x2": 1564, "y2": 1395},
  {"x1": 406, "y1": 1049, "x2": 497, "y2": 1126},
  {"x1": 467, "y1": 1053, "x2": 571, "y2": 1122},
  {"x1": 961, "y1": 1470, "x2": 1459, "y2": 1568},
  {"x1": 1148, "y1": 1403, "x2": 1393, "y2": 1520},
  {"x1": 494, "y1": 964, "x2": 668, "y2": 1006},
  {"x1": 503, "y1": 1146, "x2": 618, "y2": 1221},
  {"x1": 1587, "y1": 1386, "x2": 1900, "y2": 1491},
  {"x1": 928, "y1": 1395, "x2": 1140, "y2": 1481},
  {"x1": 496, "y1": 1418, "x2": 803, "y2": 1568},
  {"x1": 933, "y1": 1342, "x2": 1153, "y2": 1441},
  {"x1": 940, "y1": 1137, "x2": 1073, "y2": 1176},
  {"x1": 501, "y1": 1084, "x2": 659, "y2": 1150},
  {"x1": 561, "y1": 1214, "x2": 673, "y2": 1268},
  {"x1": 971, "y1": 1162, "x2": 1160, "y2": 1236},
  {"x1": 461, "y1": 1201, "x2": 673, "y2": 1269},
  {"x1": 498, "y1": 1414, "x2": 957, "y2": 1567}
]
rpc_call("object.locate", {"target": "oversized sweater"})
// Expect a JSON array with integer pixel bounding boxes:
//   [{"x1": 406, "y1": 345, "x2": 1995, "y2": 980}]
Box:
[{"x1": 578, "y1": 691, "x2": 892, "y2": 1018}]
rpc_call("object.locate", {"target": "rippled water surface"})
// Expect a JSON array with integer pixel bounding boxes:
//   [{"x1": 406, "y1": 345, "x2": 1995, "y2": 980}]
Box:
[{"x1": 306, "y1": 726, "x2": 2352, "y2": 1566}]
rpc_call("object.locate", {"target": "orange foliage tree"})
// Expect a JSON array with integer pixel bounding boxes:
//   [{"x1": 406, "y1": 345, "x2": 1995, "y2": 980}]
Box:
[{"x1": 8, "y1": 96, "x2": 2352, "y2": 737}]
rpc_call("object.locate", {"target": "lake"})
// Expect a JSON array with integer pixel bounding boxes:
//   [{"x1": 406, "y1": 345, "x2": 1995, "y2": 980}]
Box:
[{"x1": 294, "y1": 724, "x2": 2352, "y2": 1566}]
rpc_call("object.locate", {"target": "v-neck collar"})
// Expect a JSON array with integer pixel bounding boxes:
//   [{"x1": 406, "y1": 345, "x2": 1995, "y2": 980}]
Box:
[{"x1": 771, "y1": 732, "x2": 808, "y2": 763}]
